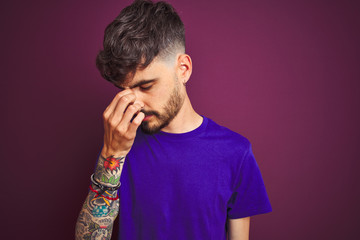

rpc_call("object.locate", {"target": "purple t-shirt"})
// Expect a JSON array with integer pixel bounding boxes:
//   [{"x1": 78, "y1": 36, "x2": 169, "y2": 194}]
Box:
[{"x1": 118, "y1": 116, "x2": 272, "y2": 239}]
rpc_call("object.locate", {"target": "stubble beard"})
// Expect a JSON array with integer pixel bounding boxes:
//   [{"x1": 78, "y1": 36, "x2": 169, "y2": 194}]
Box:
[{"x1": 141, "y1": 82, "x2": 184, "y2": 135}]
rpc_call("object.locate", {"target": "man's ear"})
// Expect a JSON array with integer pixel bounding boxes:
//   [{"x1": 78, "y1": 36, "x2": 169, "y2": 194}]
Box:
[{"x1": 176, "y1": 54, "x2": 192, "y2": 85}]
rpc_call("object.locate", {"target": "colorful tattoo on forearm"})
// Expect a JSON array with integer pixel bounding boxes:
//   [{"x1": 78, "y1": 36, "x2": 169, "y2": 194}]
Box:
[
  {"x1": 76, "y1": 210, "x2": 114, "y2": 240},
  {"x1": 75, "y1": 185, "x2": 120, "y2": 239},
  {"x1": 103, "y1": 155, "x2": 124, "y2": 173},
  {"x1": 83, "y1": 219, "x2": 113, "y2": 240},
  {"x1": 75, "y1": 154, "x2": 124, "y2": 240},
  {"x1": 87, "y1": 188, "x2": 119, "y2": 217},
  {"x1": 94, "y1": 155, "x2": 125, "y2": 186}
]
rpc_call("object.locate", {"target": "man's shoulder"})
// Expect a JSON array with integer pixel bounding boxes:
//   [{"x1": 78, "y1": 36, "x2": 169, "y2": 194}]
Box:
[{"x1": 204, "y1": 116, "x2": 251, "y2": 151}]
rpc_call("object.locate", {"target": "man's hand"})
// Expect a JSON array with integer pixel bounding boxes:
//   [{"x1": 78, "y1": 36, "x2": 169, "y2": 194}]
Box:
[
  {"x1": 101, "y1": 89, "x2": 145, "y2": 158},
  {"x1": 76, "y1": 90, "x2": 145, "y2": 240}
]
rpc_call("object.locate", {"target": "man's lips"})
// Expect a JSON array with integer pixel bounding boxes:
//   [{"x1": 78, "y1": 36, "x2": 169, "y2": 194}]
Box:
[{"x1": 143, "y1": 115, "x2": 153, "y2": 121}]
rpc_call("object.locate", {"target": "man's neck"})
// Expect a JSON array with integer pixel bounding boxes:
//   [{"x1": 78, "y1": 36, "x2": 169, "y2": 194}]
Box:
[{"x1": 161, "y1": 95, "x2": 203, "y2": 134}]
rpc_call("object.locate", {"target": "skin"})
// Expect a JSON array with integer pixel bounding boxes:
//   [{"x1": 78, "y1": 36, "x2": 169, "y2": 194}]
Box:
[
  {"x1": 228, "y1": 217, "x2": 250, "y2": 240},
  {"x1": 75, "y1": 154, "x2": 121, "y2": 240},
  {"x1": 75, "y1": 51, "x2": 250, "y2": 239}
]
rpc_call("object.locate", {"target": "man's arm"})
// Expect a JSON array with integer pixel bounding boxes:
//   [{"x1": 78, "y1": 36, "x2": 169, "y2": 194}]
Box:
[
  {"x1": 227, "y1": 217, "x2": 250, "y2": 240},
  {"x1": 75, "y1": 154, "x2": 124, "y2": 240},
  {"x1": 75, "y1": 89, "x2": 145, "y2": 239}
]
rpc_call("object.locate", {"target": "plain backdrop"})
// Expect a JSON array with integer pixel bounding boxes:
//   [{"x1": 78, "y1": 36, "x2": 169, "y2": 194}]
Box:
[{"x1": 1, "y1": 0, "x2": 359, "y2": 239}]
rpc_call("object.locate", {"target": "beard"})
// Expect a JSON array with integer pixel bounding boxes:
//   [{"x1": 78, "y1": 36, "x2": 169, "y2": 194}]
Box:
[{"x1": 140, "y1": 81, "x2": 184, "y2": 134}]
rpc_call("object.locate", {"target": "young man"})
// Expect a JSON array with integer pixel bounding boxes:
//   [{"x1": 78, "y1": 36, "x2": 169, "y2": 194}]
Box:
[{"x1": 75, "y1": 0, "x2": 272, "y2": 239}]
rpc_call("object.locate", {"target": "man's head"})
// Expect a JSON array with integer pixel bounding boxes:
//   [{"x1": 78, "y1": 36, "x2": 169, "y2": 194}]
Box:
[
  {"x1": 96, "y1": 0, "x2": 192, "y2": 134},
  {"x1": 96, "y1": 0, "x2": 185, "y2": 85}
]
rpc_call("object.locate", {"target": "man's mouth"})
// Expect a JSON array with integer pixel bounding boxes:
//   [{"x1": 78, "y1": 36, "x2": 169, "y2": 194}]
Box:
[{"x1": 143, "y1": 115, "x2": 153, "y2": 121}]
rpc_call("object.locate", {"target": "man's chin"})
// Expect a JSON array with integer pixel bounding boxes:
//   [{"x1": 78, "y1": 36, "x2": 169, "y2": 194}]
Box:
[
  {"x1": 140, "y1": 121, "x2": 162, "y2": 135},
  {"x1": 141, "y1": 118, "x2": 172, "y2": 135}
]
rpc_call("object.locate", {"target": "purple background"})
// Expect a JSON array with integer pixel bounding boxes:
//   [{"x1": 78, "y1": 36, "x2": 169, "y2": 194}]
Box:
[{"x1": 1, "y1": 0, "x2": 359, "y2": 239}]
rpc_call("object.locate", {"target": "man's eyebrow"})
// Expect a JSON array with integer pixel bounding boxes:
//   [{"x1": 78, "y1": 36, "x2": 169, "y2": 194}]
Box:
[
  {"x1": 114, "y1": 79, "x2": 157, "y2": 90},
  {"x1": 129, "y1": 79, "x2": 157, "y2": 89}
]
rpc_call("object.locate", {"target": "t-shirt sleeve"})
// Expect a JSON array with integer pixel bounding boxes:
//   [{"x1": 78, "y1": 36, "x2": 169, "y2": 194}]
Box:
[{"x1": 227, "y1": 143, "x2": 272, "y2": 219}]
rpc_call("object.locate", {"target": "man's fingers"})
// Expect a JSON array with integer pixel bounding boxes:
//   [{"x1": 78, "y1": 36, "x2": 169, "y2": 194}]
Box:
[
  {"x1": 128, "y1": 112, "x2": 145, "y2": 135},
  {"x1": 108, "y1": 93, "x2": 136, "y2": 125},
  {"x1": 101, "y1": 89, "x2": 144, "y2": 156},
  {"x1": 103, "y1": 89, "x2": 133, "y2": 119},
  {"x1": 119, "y1": 103, "x2": 143, "y2": 129}
]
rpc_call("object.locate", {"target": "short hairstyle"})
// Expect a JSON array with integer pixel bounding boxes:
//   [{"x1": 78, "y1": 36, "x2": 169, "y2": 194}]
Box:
[{"x1": 96, "y1": 0, "x2": 185, "y2": 85}]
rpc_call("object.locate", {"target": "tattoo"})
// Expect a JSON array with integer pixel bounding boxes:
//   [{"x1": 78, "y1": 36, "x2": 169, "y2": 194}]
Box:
[
  {"x1": 86, "y1": 187, "x2": 118, "y2": 216},
  {"x1": 83, "y1": 218, "x2": 113, "y2": 240},
  {"x1": 103, "y1": 155, "x2": 124, "y2": 173},
  {"x1": 75, "y1": 154, "x2": 123, "y2": 239},
  {"x1": 101, "y1": 175, "x2": 121, "y2": 185},
  {"x1": 76, "y1": 193, "x2": 119, "y2": 239},
  {"x1": 76, "y1": 211, "x2": 93, "y2": 238},
  {"x1": 94, "y1": 155, "x2": 124, "y2": 186}
]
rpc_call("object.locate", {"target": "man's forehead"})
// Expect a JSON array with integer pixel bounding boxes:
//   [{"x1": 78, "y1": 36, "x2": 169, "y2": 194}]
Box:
[
  {"x1": 116, "y1": 58, "x2": 171, "y2": 88},
  {"x1": 114, "y1": 65, "x2": 149, "y2": 88}
]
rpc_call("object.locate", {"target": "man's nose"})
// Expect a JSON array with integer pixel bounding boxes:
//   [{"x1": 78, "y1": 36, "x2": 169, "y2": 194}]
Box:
[
  {"x1": 122, "y1": 88, "x2": 143, "y2": 108},
  {"x1": 132, "y1": 91, "x2": 145, "y2": 109}
]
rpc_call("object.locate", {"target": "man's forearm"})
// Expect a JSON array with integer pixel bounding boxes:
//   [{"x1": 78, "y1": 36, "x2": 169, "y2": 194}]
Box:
[{"x1": 75, "y1": 154, "x2": 125, "y2": 240}]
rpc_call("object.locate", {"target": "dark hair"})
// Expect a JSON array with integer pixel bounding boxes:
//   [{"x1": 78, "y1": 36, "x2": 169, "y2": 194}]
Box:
[{"x1": 96, "y1": 0, "x2": 185, "y2": 85}]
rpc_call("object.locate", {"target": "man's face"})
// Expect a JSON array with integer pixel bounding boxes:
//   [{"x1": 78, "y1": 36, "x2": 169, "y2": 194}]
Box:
[{"x1": 116, "y1": 57, "x2": 185, "y2": 134}]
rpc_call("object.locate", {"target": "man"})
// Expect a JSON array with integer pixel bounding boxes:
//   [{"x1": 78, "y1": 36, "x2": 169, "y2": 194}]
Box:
[{"x1": 75, "y1": 0, "x2": 272, "y2": 239}]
